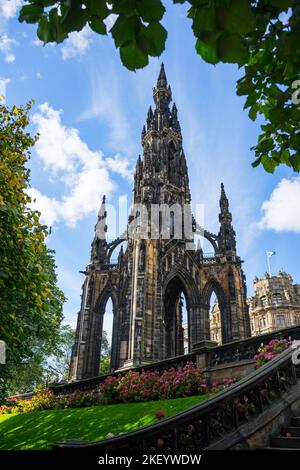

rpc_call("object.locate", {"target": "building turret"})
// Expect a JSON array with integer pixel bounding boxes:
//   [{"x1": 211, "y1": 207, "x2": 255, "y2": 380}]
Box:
[
  {"x1": 218, "y1": 183, "x2": 236, "y2": 254},
  {"x1": 90, "y1": 195, "x2": 108, "y2": 264}
]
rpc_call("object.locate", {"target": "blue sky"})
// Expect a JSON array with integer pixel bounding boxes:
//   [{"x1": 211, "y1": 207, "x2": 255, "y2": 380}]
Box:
[{"x1": 1, "y1": 1, "x2": 300, "y2": 338}]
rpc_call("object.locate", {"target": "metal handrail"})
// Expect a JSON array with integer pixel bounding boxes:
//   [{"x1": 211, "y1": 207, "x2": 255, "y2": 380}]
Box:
[{"x1": 54, "y1": 346, "x2": 298, "y2": 451}]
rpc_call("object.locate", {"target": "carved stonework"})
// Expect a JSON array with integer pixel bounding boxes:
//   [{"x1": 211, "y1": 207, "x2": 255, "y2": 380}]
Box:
[
  {"x1": 248, "y1": 272, "x2": 300, "y2": 335},
  {"x1": 69, "y1": 65, "x2": 250, "y2": 381}
]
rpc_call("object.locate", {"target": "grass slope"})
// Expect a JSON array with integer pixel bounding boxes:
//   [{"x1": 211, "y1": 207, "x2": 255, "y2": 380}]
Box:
[{"x1": 0, "y1": 395, "x2": 207, "y2": 450}]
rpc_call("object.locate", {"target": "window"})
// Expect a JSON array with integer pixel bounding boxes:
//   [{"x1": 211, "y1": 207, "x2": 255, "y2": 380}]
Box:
[
  {"x1": 260, "y1": 296, "x2": 268, "y2": 307},
  {"x1": 260, "y1": 317, "x2": 266, "y2": 328},
  {"x1": 170, "y1": 211, "x2": 175, "y2": 238},
  {"x1": 276, "y1": 314, "x2": 285, "y2": 325},
  {"x1": 272, "y1": 293, "x2": 283, "y2": 305}
]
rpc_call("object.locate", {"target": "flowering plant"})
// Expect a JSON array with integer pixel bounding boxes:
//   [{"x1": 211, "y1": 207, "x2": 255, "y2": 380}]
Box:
[{"x1": 254, "y1": 339, "x2": 290, "y2": 368}]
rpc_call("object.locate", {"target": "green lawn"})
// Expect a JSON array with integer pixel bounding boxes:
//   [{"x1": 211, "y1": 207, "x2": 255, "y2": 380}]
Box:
[{"x1": 0, "y1": 395, "x2": 207, "y2": 450}]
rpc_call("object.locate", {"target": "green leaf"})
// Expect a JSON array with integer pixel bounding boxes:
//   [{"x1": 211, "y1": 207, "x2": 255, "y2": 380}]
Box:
[
  {"x1": 244, "y1": 92, "x2": 259, "y2": 109},
  {"x1": 19, "y1": 4, "x2": 44, "y2": 24},
  {"x1": 248, "y1": 103, "x2": 259, "y2": 121},
  {"x1": 280, "y1": 30, "x2": 300, "y2": 56},
  {"x1": 219, "y1": 0, "x2": 256, "y2": 35},
  {"x1": 252, "y1": 156, "x2": 262, "y2": 168},
  {"x1": 120, "y1": 41, "x2": 149, "y2": 71},
  {"x1": 261, "y1": 154, "x2": 277, "y2": 173},
  {"x1": 85, "y1": 0, "x2": 110, "y2": 19},
  {"x1": 48, "y1": 7, "x2": 68, "y2": 43},
  {"x1": 37, "y1": 15, "x2": 55, "y2": 43},
  {"x1": 257, "y1": 137, "x2": 274, "y2": 153},
  {"x1": 269, "y1": 106, "x2": 289, "y2": 126},
  {"x1": 217, "y1": 34, "x2": 248, "y2": 64},
  {"x1": 89, "y1": 17, "x2": 107, "y2": 34},
  {"x1": 237, "y1": 77, "x2": 255, "y2": 96},
  {"x1": 289, "y1": 154, "x2": 300, "y2": 172},
  {"x1": 192, "y1": 4, "x2": 216, "y2": 36},
  {"x1": 61, "y1": 1, "x2": 88, "y2": 33},
  {"x1": 111, "y1": 15, "x2": 139, "y2": 47},
  {"x1": 139, "y1": 22, "x2": 167, "y2": 57},
  {"x1": 137, "y1": 0, "x2": 165, "y2": 23},
  {"x1": 195, "y1": 32, "x2": 219, "y2": 65}
]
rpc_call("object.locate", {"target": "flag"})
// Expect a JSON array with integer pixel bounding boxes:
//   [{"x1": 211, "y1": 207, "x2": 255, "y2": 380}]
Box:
[{"x1": 266, "y1": 251, "x2": 276, "y2": 257}]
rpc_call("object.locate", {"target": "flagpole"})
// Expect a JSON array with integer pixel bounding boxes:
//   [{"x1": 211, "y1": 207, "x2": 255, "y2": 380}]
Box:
[{"x1": 266, "y1": 252, "x2": 271, "y2": 276}]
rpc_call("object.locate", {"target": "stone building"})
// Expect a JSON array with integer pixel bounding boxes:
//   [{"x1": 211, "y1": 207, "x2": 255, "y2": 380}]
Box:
[
  {"x1": 210, "y1": 272, "x2": 300, "y2": 342},
  {"x1": 248, "y1": 272, "x2": 300, "y2": 336},
  {"x1": 69, "y1": 65, "x2": 251, "y2": 381}
]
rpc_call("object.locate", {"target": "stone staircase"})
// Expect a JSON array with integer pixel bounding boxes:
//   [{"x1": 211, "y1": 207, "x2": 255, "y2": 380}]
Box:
[{"x1": 269, "y1": 416, "x2": 300, "y2": 450}]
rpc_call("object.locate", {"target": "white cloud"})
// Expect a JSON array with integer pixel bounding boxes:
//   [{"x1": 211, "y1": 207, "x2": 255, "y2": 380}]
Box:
[
  {"x1": 258, "y1": 176, "x2": 300, "y2": 233},
  {"x1": 78, "y1": 66, "x2": 136, "y2": 155},
  {"x1": 0, "y1": 76, "x2": 10, "y2": 99},
  {"x1": 106, "y1": 154, "x2": 134, "y2": 181},
  {"x1": 61, "y1": 26, "x2": 93, "y2": 60},
  {"x1": 0, "y1": 0, "x2": 23, "y2": 18},
  {"x1": 36, "y1": 72, "x2": 42, "y2": 80},
  {"x1": 29, "y1": 102, "x2": 117, "y2": 228},
  {"x1": 0, "y1": 33, "x2": 17, "y2": 62}
]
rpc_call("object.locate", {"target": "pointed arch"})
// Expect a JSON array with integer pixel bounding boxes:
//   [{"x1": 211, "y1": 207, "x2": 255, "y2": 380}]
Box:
[
  {"x1": 202, "y1": 277, "x2": 231, "y2": 344},
  {"x1": 162, "y1": 267, "x2": 201, "y2": 356},
  {"x1": 93, "y1": 283, "x2": 120, "y2": 373}
]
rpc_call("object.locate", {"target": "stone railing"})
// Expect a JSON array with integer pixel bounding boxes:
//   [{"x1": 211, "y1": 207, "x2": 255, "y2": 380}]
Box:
[
  {"x1": 206, "y1": 324, "x2": 300, "y2": 368},
  {"x1": 50, "y1": 324, "x2": 300, "y2": 396},
  {"x1": 54, "y1": 346, "x2": 300, "y2": 451}
]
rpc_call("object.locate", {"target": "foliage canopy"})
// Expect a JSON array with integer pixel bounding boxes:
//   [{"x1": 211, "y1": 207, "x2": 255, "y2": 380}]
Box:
[
  {"x1": 0, "y1": 100, "x2": 65, "y2": 399},
  {"x1": 18, "y1": 0, "x2": 300, "y2": 173}
]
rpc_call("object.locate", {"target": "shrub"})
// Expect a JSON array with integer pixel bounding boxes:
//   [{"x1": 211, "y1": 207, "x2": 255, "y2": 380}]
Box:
[
  {"x1": 19, "y1": 389, "x2": 56, "y2": 413},
  {"x1": 97, "y1": 362, "x2": 207, "y2": 404},
  {"x1": 254, "y1": 339, "x2": 290, "y2": 368},
  {"x1": 98, "y1": 375, "x2": 120, "y2": 404},
  {"x1": 56, "y1": 390, "x2": 99, "y2": 409}
]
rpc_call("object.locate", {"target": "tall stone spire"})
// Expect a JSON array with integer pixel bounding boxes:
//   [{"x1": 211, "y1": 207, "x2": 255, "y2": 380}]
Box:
[
  {"x1": 137, "y1": 63, "x2": 189, "y2": 205},
  {"x1": 153, "y1": 62, "x2": 172, "y2": 131},
  {"x1": 90, "y1": 195, "x2": 108, "y2": 263},
  {"x1": 218, "y1": 183, "x2": 236, "y2": 254},
  {"x1": 219, "y1": 183, "x2": 230, "y2": 221}
]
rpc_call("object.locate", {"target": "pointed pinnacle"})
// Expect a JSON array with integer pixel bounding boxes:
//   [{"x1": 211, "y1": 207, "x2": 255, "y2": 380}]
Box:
[{"x1": 157, "y1": 62, "x2": 167, "y2": 87}]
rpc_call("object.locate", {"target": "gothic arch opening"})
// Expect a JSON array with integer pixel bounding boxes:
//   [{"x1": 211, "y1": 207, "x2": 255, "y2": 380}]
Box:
[
  {"x1": 203, "y1": 279, "x2": 231, "y2": 344},
  {"x1": 94, "y1": 289, "x2": 119, "y2": 374},
  {"x1": 163, "y1": 276, "x2": 190, "y2": 357}
]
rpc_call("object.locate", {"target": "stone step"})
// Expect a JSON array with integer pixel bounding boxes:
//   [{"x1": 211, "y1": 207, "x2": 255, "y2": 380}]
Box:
[
  {"x1": 283, "y1": 427, "x2": 300, "y2": 438},
  {"x1": 270, "y1": 436, "x2": 300, "y2": 449},
  {"x1": 291, "y1": 417, "x2": 300, "y2": 427}
]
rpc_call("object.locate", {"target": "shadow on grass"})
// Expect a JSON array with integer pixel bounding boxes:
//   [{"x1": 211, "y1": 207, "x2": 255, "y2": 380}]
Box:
[{"x1": 0, "y1": 395, "x2": 207, "y2": 450}]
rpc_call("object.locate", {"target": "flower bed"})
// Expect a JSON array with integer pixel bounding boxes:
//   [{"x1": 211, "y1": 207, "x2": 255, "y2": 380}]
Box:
[
  {"x1": 254, "y1": 338, "x2": 290, "y2": 368},
  {"x1": 0, "y1": 362, "x2": 238, "y2": 414},
  {"x1": 99, "y1": 362, "x2": 208, "y2": 404}
]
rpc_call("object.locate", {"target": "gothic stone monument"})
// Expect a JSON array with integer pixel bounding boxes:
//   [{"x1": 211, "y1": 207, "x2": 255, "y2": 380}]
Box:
[{"x1": 69, "y1": 64, "x2": 251, "y2": 381}]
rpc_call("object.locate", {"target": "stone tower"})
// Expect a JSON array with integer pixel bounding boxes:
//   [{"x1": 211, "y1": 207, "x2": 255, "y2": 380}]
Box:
[{"x1": 69, "y1": 64, "x2": 251, "y2": 381}]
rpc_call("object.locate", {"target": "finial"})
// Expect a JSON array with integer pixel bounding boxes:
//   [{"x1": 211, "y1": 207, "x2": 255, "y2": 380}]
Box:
[{"x1": 157, "y1": 62, "x2": 167, "y2": 87}]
